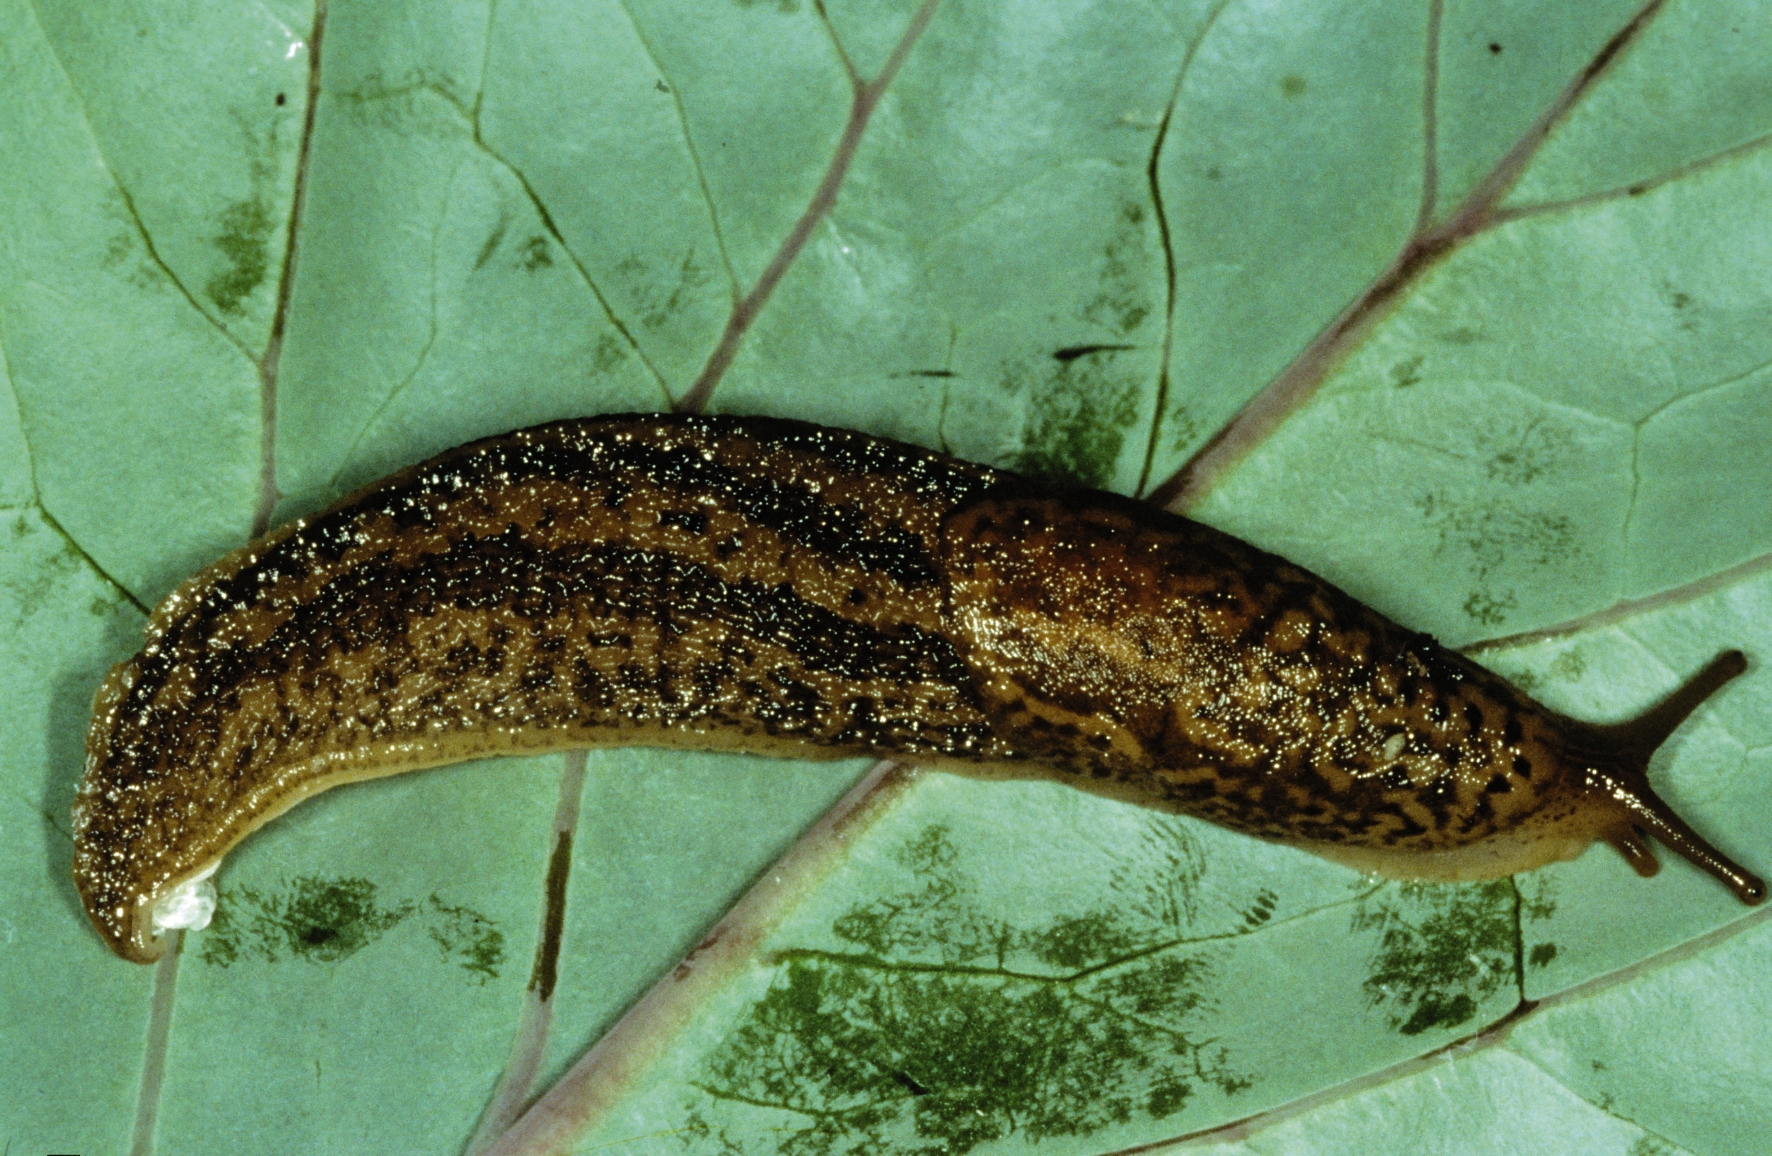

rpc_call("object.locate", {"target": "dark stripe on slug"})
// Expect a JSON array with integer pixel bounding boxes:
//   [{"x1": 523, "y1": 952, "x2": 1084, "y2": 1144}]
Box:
[
  {"x1": 576, "y1": 440, "x2": 943, "y2": 586},
  {"x1": 105, "y1": 527, "x2": 985, "y2": 778},
  {"x1": 431, "y1": 533, "x2": 974, "y2": 686},
  {"x1": 143, "y1": 535, "x2": 953, "y2": 698},
  {"x1": 395, "y1": 426, "x2": 951, "y2": 587},
  {"x1": 148, "y1": 459, "x2": 943, "y2": 690},
  {"x1": 698, "y1": 415, "x2": 1003, "y2": 504},
  {"x1": 183, "y1": 418, "x2": 983, "y2": 607}
]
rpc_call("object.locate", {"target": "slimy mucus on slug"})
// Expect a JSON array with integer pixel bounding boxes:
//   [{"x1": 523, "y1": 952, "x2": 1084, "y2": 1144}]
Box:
[{"x1": 73, "y1": 414, "x2": 1765, "y2": 963}]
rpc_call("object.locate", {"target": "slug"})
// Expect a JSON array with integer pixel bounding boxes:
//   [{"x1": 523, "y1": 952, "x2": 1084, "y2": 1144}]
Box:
[{"x1": 73, "y1": 414, "x2": 1764, "y2": 963}]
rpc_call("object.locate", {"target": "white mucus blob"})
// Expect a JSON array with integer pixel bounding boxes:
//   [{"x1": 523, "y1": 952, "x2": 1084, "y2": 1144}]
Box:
[{"x1": 150, "y1": 863, "x2": 219, "y2": 934}]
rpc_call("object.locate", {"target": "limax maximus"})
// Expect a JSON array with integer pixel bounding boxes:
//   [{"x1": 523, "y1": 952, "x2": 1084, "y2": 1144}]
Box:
[{"x1": 74, "y1": 414, "x2": 1764, "y2": 963}]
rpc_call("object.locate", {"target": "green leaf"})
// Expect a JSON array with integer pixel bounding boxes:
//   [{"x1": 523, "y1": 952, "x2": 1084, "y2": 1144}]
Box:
[{"x1": 3, "y1": 1, "x2": 1770, "y2": 1154}]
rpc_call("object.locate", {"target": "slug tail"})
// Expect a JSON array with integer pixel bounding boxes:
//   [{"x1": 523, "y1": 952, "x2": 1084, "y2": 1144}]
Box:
[{"x1": 1587, "y1": 651, "x2": 1765, "y2": 905}]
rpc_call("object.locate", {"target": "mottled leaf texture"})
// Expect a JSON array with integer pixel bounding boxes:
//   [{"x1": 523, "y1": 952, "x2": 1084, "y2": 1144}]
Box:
[{"x1": 2, "y1": 1, "x2": 1769, "y2": 1154}]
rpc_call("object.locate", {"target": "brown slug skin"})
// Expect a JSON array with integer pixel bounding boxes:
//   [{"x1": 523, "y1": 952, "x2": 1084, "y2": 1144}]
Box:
[{"x1": 74, "y1": 414, "x2": 1763, "y2": 962}]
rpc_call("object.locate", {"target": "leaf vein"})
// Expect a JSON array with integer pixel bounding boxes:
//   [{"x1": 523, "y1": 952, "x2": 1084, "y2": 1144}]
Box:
[{"x1": 604, "y1": 0, "x2": 741, "y2": 297}]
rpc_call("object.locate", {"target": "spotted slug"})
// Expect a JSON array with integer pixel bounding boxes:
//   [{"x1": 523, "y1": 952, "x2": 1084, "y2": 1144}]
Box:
[{"x1": 73, "y1": 414, "x2": 1764, "y2": 962}]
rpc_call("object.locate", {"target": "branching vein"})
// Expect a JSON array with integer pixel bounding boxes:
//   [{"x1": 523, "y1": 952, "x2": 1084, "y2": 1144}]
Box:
[
  {"x1": 672, "y1": 0, "x2": 944, "y2": 415},
  {"x1": 1148, "y1": 0, "x2": 1672, "y2": 511}
]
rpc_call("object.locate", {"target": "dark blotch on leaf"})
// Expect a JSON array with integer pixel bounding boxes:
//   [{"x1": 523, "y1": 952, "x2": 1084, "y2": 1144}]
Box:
[
  {"x1": 203, "y1": 875, "x2": 409, "y2": 964},
  {"x1": 1010, "y1": 355, "x2": 1141, "y2": 490},
  {"x1": 520, "y1": 236, "x2": 554, "y2": 271},
  {"x1": 1352, "y1": 880, "x2": 1517, "y2": 1036},
  {"x1": 207, "y1": 197, "x2": 273, "y2": 316},
  {"x1": 197, "y1": 875, "x2": 502, "y2": 980},
  {"x1": 692, "y1": 824, "x2": 1249, "y2": 1155},
  {"x1": 426, "y1": 894, "x2": 507, "y2": 984},
  {"x1": 1389, "y1": 354, "x2": 1424, "y2": 388}
]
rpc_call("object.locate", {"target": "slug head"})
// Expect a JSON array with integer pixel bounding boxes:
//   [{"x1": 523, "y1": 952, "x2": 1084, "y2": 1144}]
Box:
[
  {"x1": 939, "y1": 490, "x2": 1764, "y2": 904},
  {"x1": 1568, "y1": 650, "x2": 1764, "y2": 904}
]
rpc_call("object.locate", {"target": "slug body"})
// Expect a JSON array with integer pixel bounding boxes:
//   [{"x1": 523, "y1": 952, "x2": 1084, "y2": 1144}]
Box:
[{"x1": 74, "y1": 415, "x2": 1763, "y2": 962}]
